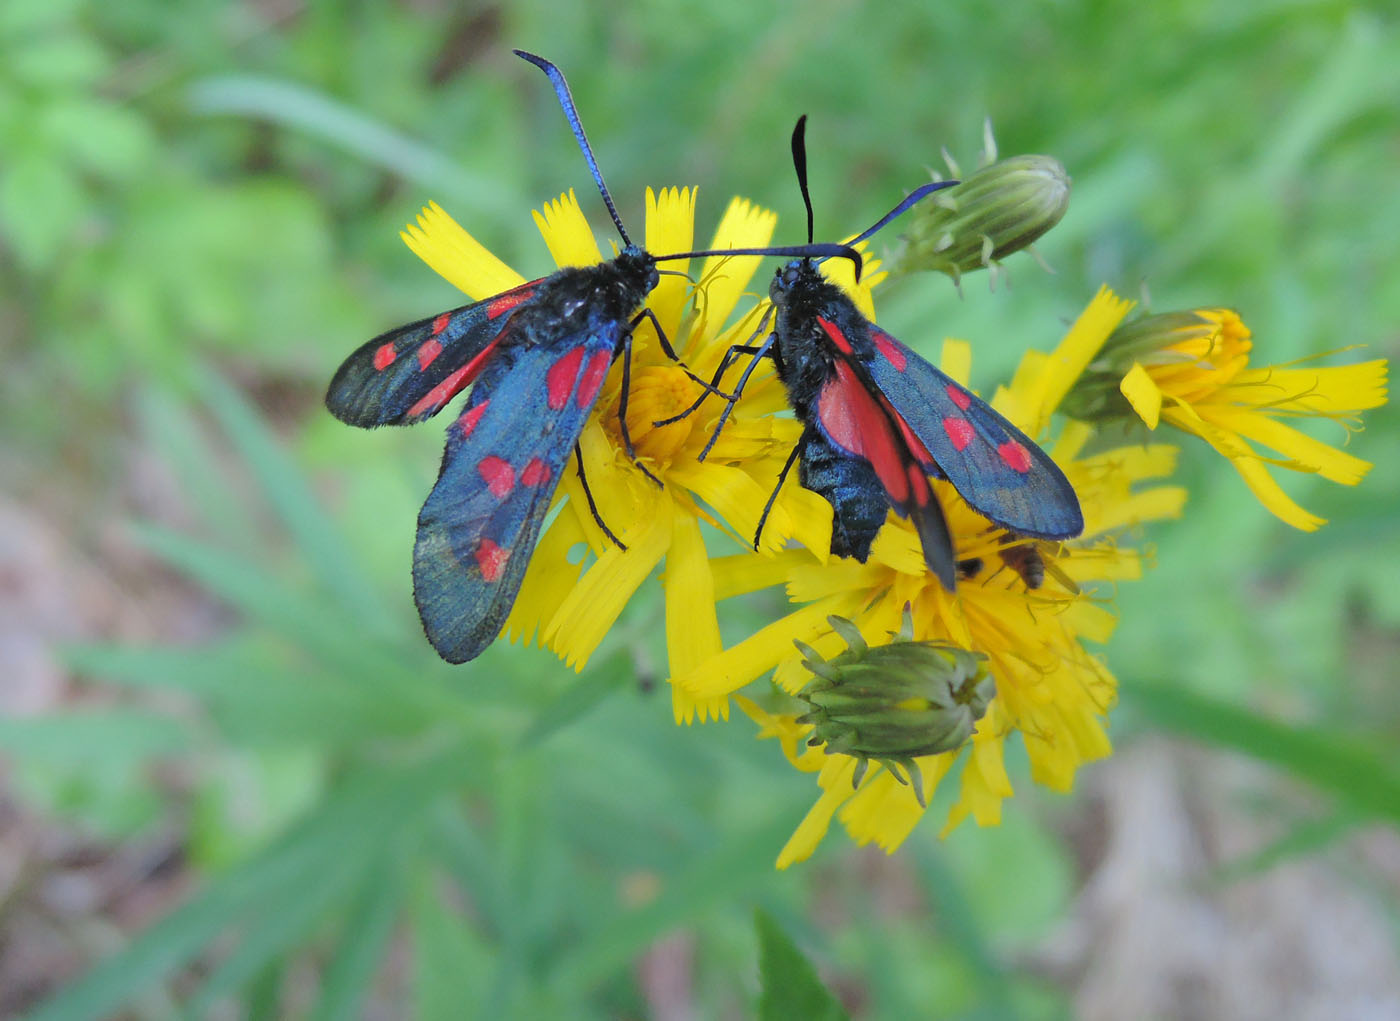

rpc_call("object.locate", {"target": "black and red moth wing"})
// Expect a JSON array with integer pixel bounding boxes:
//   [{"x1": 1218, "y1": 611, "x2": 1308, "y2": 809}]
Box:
[
  {"x1": 325, "y1": 279, "x2": 541, "y2": 428},
  {"x1": 811, "y1": 350, "x2": 957, "y2": 587},
  {"x1": 858, "y1": 324, "x2": 1084, "y2": 540},
  {"x1": 411, "y1": 323, "x2": 619, "y2": 663}
]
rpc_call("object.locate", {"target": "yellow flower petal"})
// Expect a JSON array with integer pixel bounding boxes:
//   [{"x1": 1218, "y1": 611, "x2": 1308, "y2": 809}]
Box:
[
  {"x1": 532, "y1": 190, "x2": 604, "y2": 268},
  {"x1": 504, "y1": 502, "x2": 587, "y2": 646},
  {"x1": 1022, "y1": 286, "x2": 1136, "y2": 434},
  {"x1": 1120, "y1": 362, "x2": 1163, "y2": 429},
  {"x1": 1207, "y1": 406, "x2": 1372, "y2": 485},
  {"x1": 669, "y1": 460, "x2": 789, "y2": 553},
  {"x1": 545, "y1": 501, "x2": 673, "y2": 668},
  {"x1": 402, "y1": 201, "x2": 526, "y2": 299},
  {"x1": 940, "y1": 338, "x2": 973, "y2": 386},
  {"x1": 1181, "y1": 423, "x2": 1328, "y2": 531},
  {"x1": 673, "y1": 595, "x2": 862, "y2": 698},
  {"x1": 839, "y1": 768, "x2": 929, "y2": 852},
  {"x1": 1231, "y1": 360, "x2": 1388, "y2": 413},
  {"x1": 777, "y1": 766, "x2": 856, "y2": 869},
  {"x1": 1051, "y1": 418, "x2": 1094, "y2": 462},
  {"x1": 709, "y1": 549, "x2": 809, "y2": 601},
  {"x1": 693, "y1": 198, "x2": 778, "y2": 345},
  {"x1": 644, "y1": 186, "x2": 696, "y2": 344},
  {"x1": 780, "y1": 486, "x2": 836, "y2": 563},
  {"x1": 1091, "y1": 485, "x2": 1188, "y2": 531},
  {"x1": 664, "y1": 513, "x2": 727, "y2": 724},
  {"x1": 1063, "y1": 600, "x2": 1118, "y2": 644}
]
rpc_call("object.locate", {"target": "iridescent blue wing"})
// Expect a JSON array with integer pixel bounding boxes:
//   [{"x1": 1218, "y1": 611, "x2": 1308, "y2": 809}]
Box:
[
  {"x1": 411, "y1": 326, "x2": 618, "y2": 663},
  {"x1": 325, "y1": 279, "x2": 542, "y2": 427},
  {"x1": 856, "y1": 322, "x2": 1083, "y2": 539}
]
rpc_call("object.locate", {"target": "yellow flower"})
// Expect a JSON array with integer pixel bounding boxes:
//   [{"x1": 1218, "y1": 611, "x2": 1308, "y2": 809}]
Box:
[
  {"x1": 402, "y1": 189, "x2": 832, "y2": 722},
  {"x1": 1064, "y1": 307, "x2": 1388, "y2": 531},
  {"x1": 673, "y1": 288, "x2": 1188, "y2": 866}
]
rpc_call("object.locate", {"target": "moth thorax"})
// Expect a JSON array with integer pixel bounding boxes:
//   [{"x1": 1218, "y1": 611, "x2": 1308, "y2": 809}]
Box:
[{"x1": 610, "y1": 364, "x2": 702, "y2": 468}]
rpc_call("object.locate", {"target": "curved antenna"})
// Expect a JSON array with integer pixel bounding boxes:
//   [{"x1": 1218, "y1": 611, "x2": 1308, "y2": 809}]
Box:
[
  {"x1": 515, "y1": 49, "x2": 632, "y2": 247},
  {"x1": 654, "y1": 243, "x2": 864, "y2": 283},
  {"x1": 791, "y1": 115, "x2": 815, "y2": 244},
  {"x1": 846, "y1": 180, "x2": 959, "y2": 247}
]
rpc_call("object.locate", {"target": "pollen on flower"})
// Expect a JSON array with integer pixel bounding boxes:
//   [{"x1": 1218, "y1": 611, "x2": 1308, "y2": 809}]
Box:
[{"x1": 611, "y1": 365, "x2": 705, "y2": 468}]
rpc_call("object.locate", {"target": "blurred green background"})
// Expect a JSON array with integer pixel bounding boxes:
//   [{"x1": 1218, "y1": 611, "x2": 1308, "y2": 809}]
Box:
[{"x1": 3, "y1": 0, "x2": 1398, "y2": 1017}]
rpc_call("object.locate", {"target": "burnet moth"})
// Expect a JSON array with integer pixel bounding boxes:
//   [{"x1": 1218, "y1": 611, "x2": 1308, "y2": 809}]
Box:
[
  {"x1": 673, "y1": 117, "x2": 1083, "y2": 590},
  {"x1": 326, "y1": 53, "x2": 859, "y2": 663}
]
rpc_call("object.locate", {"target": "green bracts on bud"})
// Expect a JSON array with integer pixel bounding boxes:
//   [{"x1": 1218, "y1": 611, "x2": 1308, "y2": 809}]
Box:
[
  {"x1": 795, "y1": 614, "x2": 996, "y2": 805},
  {"x1": 891, "y1": 155, "x2": 1070, "y2": 285}
]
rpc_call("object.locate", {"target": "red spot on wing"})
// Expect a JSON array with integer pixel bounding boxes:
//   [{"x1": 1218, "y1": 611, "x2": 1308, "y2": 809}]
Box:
[
  {"x1": 817, "y1": 317, "x2": 855, "y2": 355},
  {"x1": 373, "y1": 343, "x2": 396, "y2": 370},
  {"x1": 488, "y1": 287, "x2": 534, "y2": 319},
  {"x1": 406, "y1": 337, "x2": 503, "y2": 420},
  {"x1": 477, "y1": 456, "x2": 515, "y2": 498},
  {"x1": 520, "y1": 457, "x2": 551, "y2": 487},
  {"x1": 431, "y1": 312, "x2": 450, "y2": 336},
  {"x1": 872, "y1": 330, "x2": 907, "y2": 371},
  {"x1": 998, "y1": 440, "x2": 1032, "y2": 473},
  {"x1": 943, "y1": 417, "x2": 974, "y2": 451},
  {"x1": 817, "y1": 361, "x2": 911, "y2": 504},
  {"x1": 474, "y1": 538, "x2": 509, "y2": 581},
  {"x1": 576, "y1": 350, "x2": 612, "y2": 407},
  {"x1": 546, "y1": 347, "x2": 586, "y2": 410},
  {"x1": 946, "y1": 384, "x2": 972, "y2": 410},
  {"x1": 457, "y1": 401, "x2": 488, "y2": 439},
  {"x1": 417, "y1": 339, "x2": 443, "y2": 370}
]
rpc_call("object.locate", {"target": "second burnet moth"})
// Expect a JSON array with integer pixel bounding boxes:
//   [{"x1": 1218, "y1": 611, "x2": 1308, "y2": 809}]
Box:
[
  {"x1": 676, "y1": 117, "x2": 1083, "y2": 590},
  {"x1": 325, "y1": 52, "x2": 859, "y2": 663}
]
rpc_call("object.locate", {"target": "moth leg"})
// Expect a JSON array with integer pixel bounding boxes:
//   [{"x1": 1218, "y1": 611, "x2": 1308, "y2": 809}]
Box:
[
  {"x1": 630, "y1": 307, "x2": 731, "y2": 399},
  {"x1": 575, "y1": 443, "x2": 627, "y2": 551},
  {"x1": 615, "y1": 330, "x2": 664, "y2": 487},
  {"x1": 653, "y1": 304, "x2": 776, "y2": 430},
  {"x1": 695, "y1": 331, "x2": 778, "y2": 462},
  {"x1": 753, "y1": 433, "x2": 804, "y2": 551}
]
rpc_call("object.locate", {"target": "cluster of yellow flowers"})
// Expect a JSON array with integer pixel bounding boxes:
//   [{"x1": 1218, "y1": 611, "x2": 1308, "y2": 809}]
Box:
[{"x1": 401, "y1": 170, "x2": 1385, "y2": 867}]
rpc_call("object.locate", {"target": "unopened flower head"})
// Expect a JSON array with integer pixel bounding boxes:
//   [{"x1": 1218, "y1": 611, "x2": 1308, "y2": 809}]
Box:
[
  {"x1": 892, "y1": 153, "x2": 1070, "y2": 286},
  {"x1": 794, "y1": 613, "x2": 995, "y2": 804}
]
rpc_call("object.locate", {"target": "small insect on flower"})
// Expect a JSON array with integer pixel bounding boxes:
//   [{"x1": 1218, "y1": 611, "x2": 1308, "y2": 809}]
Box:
[
  {"x1": 678, "y1": 118, "x2": 1083, "y2": 589},
  {"x1": 325, "y1": 52, "x2": 858, "y2": 663}
]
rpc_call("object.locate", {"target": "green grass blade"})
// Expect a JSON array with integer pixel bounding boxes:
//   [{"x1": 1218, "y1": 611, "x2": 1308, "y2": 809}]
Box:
[
  {"x1": 412, "y1": 869, "x2": 497, "y2": 1021},
  {"x1": 0, "y1": 711, "x2": 190, "y2": 763},
  {"x1": 312, "y1": 839, "x2": 415, "y2": 1021},
  {"x1": 1123, "y1": 682, "x2": 1400, "y2": 824},
  {"x1": 909, "y1": 841, "x2": 1019, "y2": 1019},
  {"x1": 24, "y1": 747, "x2": 471, "y2": 1021},
  {"x1": 195, "y1": 368, "x2": 389, "y2": 632},
  {"x1": 1210, "y1": 807, "x2": 1364, "y2": 885},
  {"x1": 550, "y1": 808, "x2": 805, "y2": 995},
  {"x1": 186, "y1": 75, "x2": 515, "y2": 216},
  {"x1": 137, "y1": 388, "x2": 261, "y2": 554},
  {"x1": 755, "y1": 908, "x2": 849, "y2": 1021}
]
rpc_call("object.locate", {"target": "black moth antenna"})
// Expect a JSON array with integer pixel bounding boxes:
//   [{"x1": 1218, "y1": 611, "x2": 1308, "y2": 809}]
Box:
[
  {"x1": 792, "y1": 115, "x2": 816, "y2": 245},
  {"x1": 516, "y1": 49, "x2": 633, "y2": 247},
  {"x1": 516, "y1": 52, "x2": 865, "y2": 278},
  {"x1": 789, "y1": 115, "x2": 960, "y2": 252}
]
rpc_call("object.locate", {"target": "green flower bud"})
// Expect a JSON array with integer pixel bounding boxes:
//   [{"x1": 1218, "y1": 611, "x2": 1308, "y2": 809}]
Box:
[
  {"x1": 794, "y1": 614, "x2": 996, "y2": 806},
  {"x1": 891, "y1": 145, "x2": 1070, "y2": 287}
]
